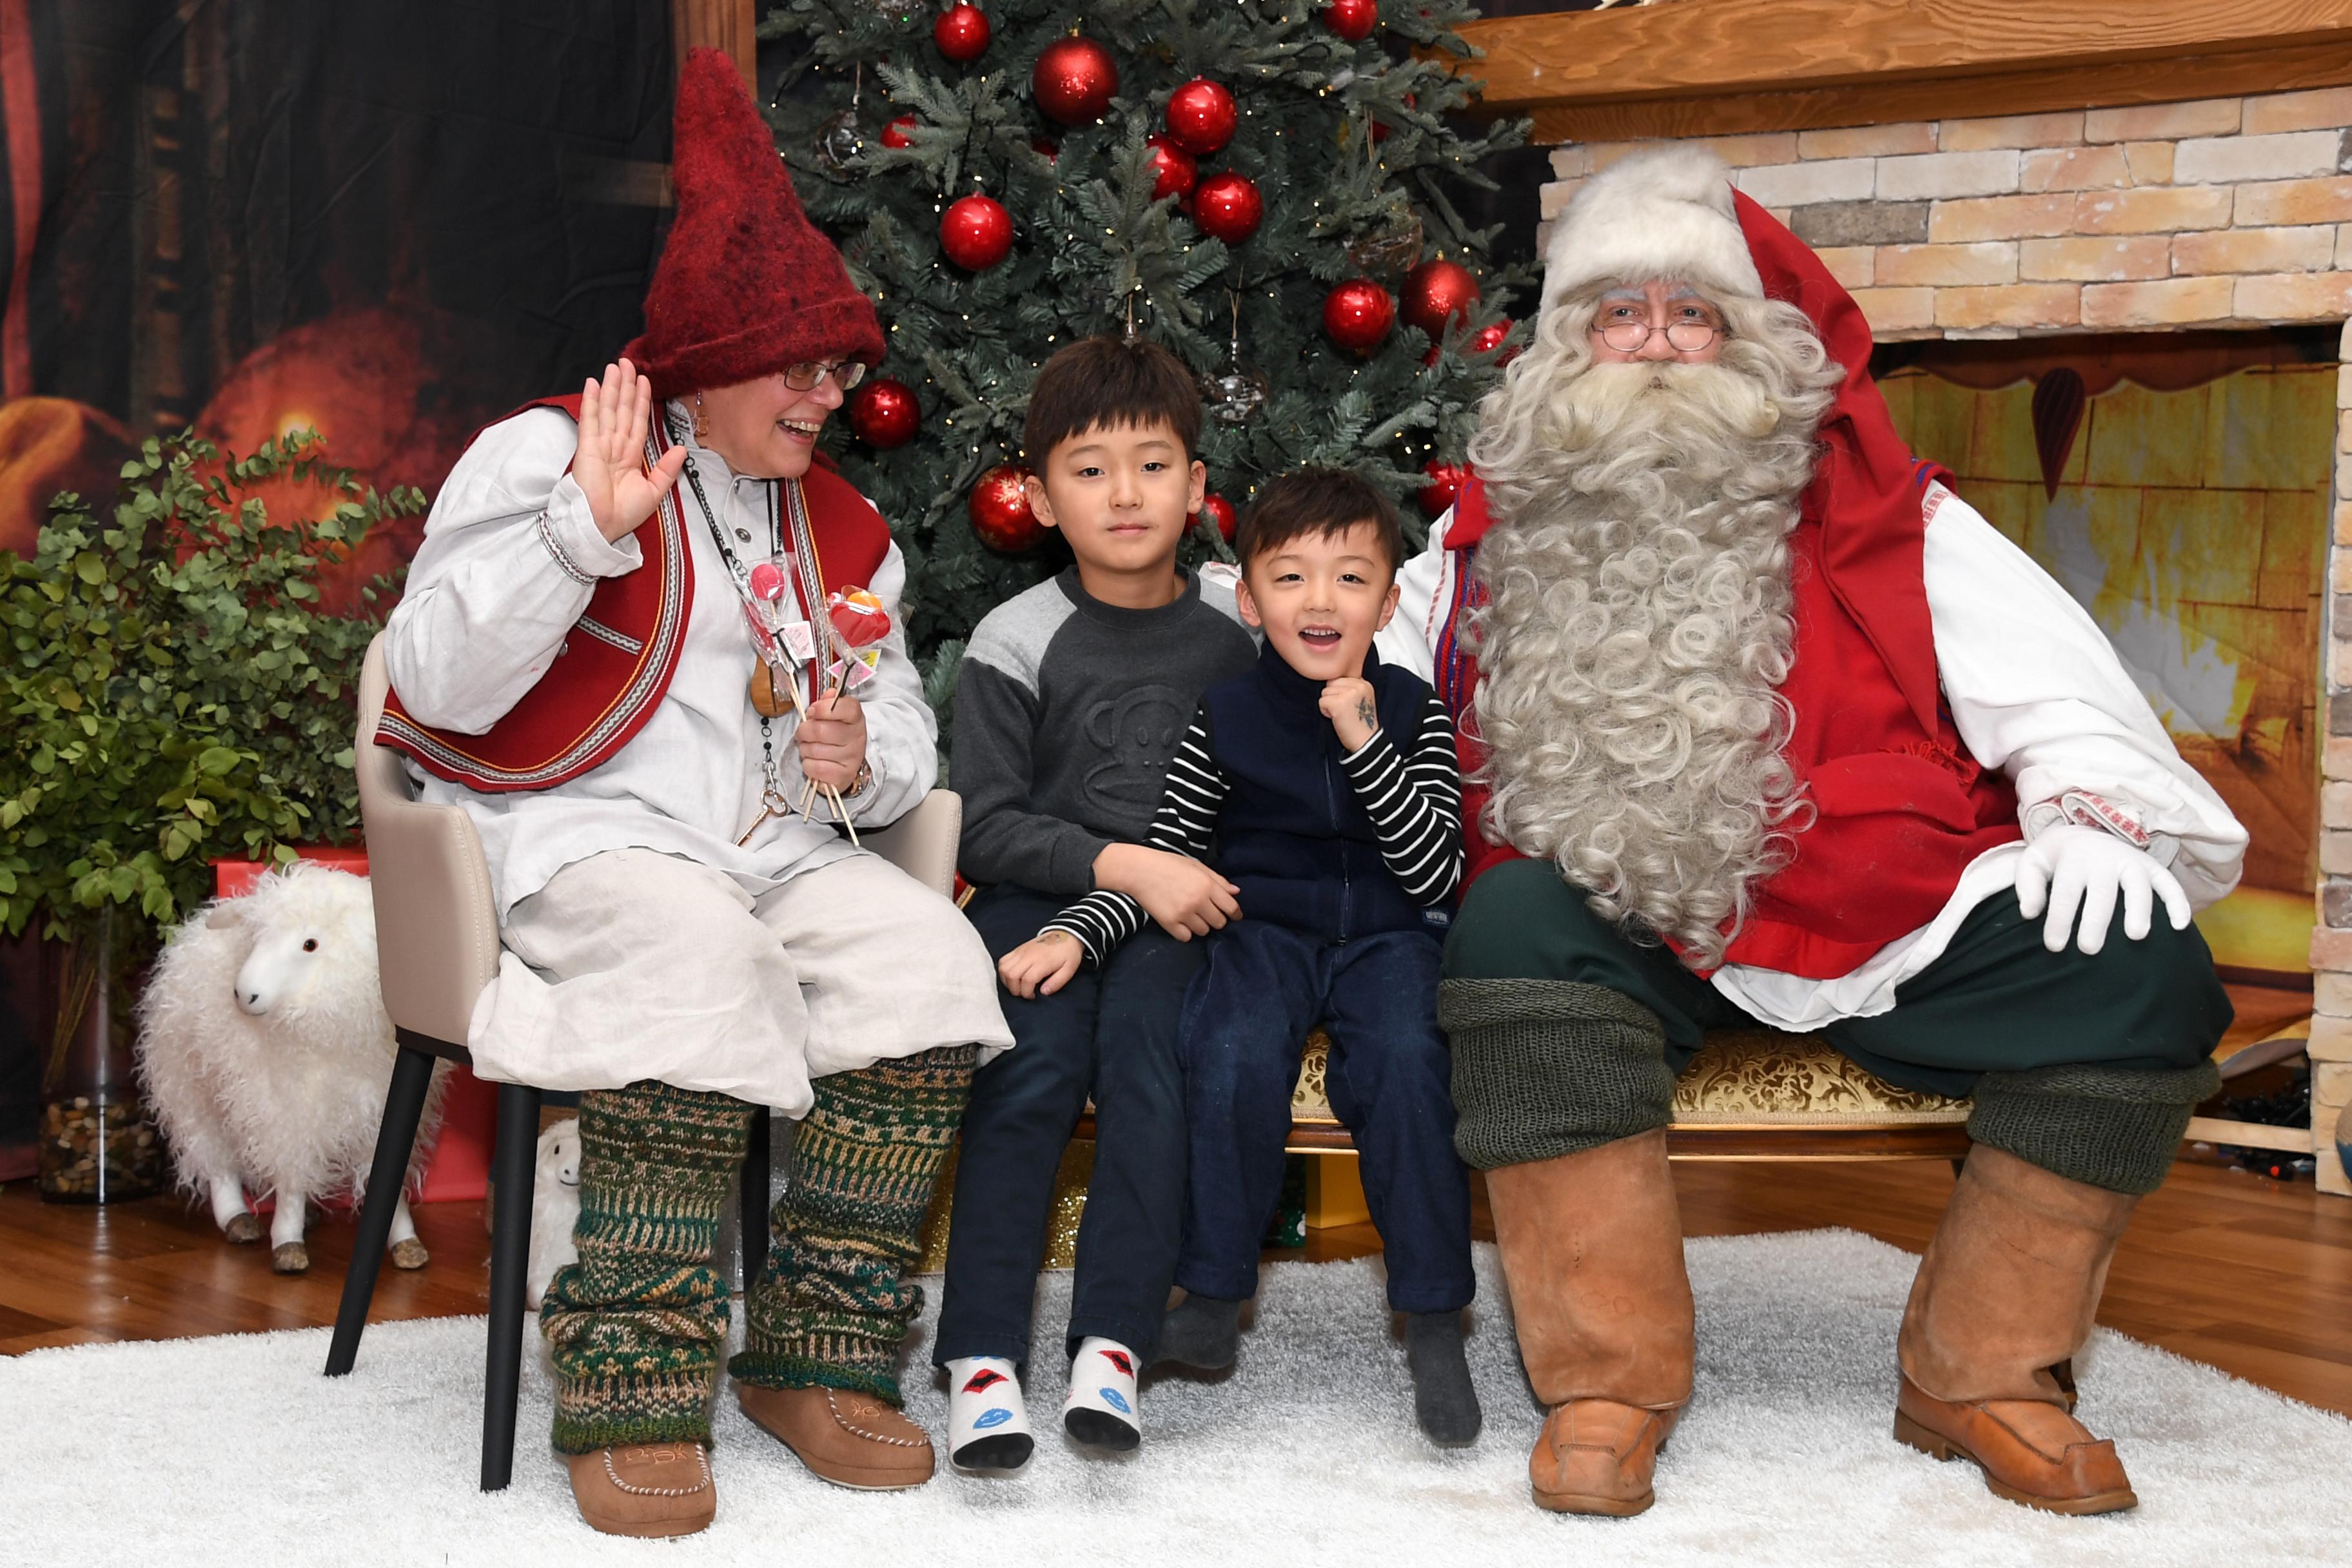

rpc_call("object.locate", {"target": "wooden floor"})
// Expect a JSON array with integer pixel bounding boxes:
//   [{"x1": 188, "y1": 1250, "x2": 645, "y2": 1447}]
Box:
[{"x1": 5, "y1": 1154, "x2": 2347, "y2": 1415}]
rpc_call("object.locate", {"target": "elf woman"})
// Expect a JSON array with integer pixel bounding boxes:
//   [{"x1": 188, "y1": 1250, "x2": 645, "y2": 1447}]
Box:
[{"x1": 378, "y1": 50, "x2": 1012, "y2": 1538}]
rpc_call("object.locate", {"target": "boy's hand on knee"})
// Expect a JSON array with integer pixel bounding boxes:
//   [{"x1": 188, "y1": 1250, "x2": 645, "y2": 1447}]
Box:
[
  {"x1": 1095, "y1": 843, "x2": 1241, "y2": 939},
  {"x1": 1000, "y1": 930, "x2": 1084, "y2": 998}
]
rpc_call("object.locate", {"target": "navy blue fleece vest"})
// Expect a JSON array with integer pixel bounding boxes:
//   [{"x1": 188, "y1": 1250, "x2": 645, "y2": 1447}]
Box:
[{"x1": 1199, "y1": 642, "x2": 1451, "y2": 943}]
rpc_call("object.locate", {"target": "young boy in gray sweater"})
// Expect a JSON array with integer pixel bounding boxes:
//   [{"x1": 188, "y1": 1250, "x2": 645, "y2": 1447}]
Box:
[{"x1": 936, "y1": 337, "x2": 1255, "y2": 1471}]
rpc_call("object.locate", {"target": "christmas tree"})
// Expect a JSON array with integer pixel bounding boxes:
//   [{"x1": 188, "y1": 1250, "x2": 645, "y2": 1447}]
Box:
[{"x1": 759, "y1": 1, "x2": 1531, "y2": 729}]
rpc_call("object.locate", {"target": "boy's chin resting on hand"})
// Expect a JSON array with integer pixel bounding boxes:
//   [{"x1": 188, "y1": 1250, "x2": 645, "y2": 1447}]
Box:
[{"x1": 999, "y1": 930, "x2": 1084, "y2": 998}]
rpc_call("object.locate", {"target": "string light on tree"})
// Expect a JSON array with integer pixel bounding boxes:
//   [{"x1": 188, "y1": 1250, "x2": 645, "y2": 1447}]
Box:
[
  {"x1": 1032, "y1": 35, "x2": 1119, "y2": 126},
  {"x1": 1164, "y1": 77, "x2": 1238, "y2": 155},
  {"x1": 934, "y1": 3, "x2": 990, "y2": 61}
]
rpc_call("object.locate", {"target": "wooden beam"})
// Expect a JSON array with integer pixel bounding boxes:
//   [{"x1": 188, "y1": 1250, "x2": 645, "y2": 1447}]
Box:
[
  {"x1": 672, "y1": 0, "x2": 758, "y2": 90},
  {"x1": 1456, "y1": 1, "x2": 2352, "y2": 139}
]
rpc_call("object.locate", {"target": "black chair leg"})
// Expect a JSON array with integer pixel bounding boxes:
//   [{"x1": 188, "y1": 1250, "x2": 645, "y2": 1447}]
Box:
[
  {"x1": 741, "y1": 1108, "x2": 772, "y2": 1288},
  {"x1": 325, "y1": 1043, "x2": 440, "y2": 1377},
  {"x1": 481, "y1": 1081, "x2": 542, "y2": 1491}
]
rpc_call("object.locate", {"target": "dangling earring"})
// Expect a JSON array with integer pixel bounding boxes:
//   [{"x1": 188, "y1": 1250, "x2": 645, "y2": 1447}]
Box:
[{"x1": 692, "y1": 393, "x2": 709, "y2": 440}]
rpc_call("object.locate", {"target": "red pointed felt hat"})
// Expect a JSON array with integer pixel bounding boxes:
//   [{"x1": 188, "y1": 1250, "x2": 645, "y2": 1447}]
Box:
[{"x1": 623, "y1": 48, "x2": 886, "y2": 398}]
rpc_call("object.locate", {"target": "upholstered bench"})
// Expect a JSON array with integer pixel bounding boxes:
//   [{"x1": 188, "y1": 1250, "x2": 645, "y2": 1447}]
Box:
[{"x1": 914, "y1": 1028, "x2": 1971, "y2": 1270}]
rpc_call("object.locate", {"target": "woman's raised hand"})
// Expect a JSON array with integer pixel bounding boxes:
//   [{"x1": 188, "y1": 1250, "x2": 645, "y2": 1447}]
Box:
[{"x1": 573, "y1": 358, "x2": 689, "y2": 545}]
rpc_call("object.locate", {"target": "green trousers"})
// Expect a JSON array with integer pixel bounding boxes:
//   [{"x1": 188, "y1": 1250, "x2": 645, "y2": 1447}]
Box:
[
  {"x1": 539, "y1": 1046, "x2": 974, "y2": 1454},
  {"x1": 1442, "y1": 860, "x2": 2230, "y2": 1194}
]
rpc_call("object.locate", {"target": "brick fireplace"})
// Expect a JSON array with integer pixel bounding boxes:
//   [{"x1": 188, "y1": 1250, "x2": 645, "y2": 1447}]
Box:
[{"x1": 1467, "y1": 5, "x2": 2352, "y2": 1190}]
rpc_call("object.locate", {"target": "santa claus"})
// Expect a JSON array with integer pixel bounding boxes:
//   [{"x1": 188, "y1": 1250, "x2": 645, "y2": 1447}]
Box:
[{"x1": 1377, "y1": 146, "x2": 2247, "y2": 1518}]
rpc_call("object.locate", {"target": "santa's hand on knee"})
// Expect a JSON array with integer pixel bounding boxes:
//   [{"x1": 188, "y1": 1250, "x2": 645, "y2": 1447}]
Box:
[{"x1": 2012, "y1": 824, "x2": 2191, "y2": 956}]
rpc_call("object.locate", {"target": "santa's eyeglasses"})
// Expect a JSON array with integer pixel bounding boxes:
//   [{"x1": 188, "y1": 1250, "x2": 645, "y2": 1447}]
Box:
[
  {"x1": 1592, "y1": 320, "x2": 1722, "y2": 353},
  {"x1": 781, "y1": 359, "x2": 868, "y2": 391}
]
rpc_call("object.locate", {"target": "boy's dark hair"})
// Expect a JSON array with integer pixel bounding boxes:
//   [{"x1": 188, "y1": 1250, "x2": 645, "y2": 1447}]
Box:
[
  {"x1": 1234, "y1": 467, "x2": 1406, "y2": 577},
  {"x1": 1024, "y1": 335, "x2": 1203, "y2": 463}
]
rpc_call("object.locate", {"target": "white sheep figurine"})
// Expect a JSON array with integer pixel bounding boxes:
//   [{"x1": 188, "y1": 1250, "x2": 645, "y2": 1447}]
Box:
[
  {"x1": 528, "y1": 1117, "x2": 581, "y2": 1307},
  {"x1": 135, "y1": 863, "x2": 446, "y2": 1274}
]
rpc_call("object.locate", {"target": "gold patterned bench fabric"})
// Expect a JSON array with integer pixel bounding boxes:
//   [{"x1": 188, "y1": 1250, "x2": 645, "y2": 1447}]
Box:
[{"x1": 1289, "y1": 1027, "x2": 1970, "y2": 1129}]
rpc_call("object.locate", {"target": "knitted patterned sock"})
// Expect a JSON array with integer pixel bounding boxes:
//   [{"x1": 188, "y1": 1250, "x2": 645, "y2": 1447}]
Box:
[
  {"x1": 542, "y1": 1079, "x2": 753, "y2": 1454},
  {"x1": 732, "y1": 1044, "x2": 976, "y2": 1405}
]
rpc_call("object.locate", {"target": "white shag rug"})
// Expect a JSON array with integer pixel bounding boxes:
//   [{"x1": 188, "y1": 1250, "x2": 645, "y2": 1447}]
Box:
[{"x1": 4, "y1": 1229, "x2": 2346, "y2": 1567}]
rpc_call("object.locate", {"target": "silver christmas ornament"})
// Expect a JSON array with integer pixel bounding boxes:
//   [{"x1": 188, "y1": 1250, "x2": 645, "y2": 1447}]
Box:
[{"x1": 818, "y1": 110, "x2": 865, "y2": 170}]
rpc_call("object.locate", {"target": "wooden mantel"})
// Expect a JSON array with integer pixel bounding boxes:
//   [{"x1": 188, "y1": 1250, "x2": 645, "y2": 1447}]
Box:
[{"x1": 1456, "y1": 1, "x2": 2352, "y2": 141}]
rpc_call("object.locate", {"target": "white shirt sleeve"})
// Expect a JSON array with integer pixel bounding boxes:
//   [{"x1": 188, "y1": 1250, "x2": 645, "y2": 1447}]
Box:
[
  {"x1": 382, "y1": 407, "x2": 643, "y2": 734},
  {"x1": 1921, "y1": 486, "x2": 2247, "y2": 910},
  {"x1": 1377, "y1": 508, "x2": 1453, "y2": 681}
]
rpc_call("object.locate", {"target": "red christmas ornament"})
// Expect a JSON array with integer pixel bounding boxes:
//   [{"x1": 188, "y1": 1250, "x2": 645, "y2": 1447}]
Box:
[
  {"x1": 1418, "y1": 461, "x2": 1467, "y2": 516},
  {"x1": 1323, "y1": 279, "x2": 1395, "y2": 354},
  {"x1": 941, "y1": 193, "x2": 1014, "y2": 270},
  {"x1": 1033, "y1": 35, "x2": 1119, "y2": 126},
  {"x1": 969, "y1": 464, "x2": 1044, "y2": 552},
  {"x1": 881, "y1": 115, "x2": 917, "y2": 149},
  {"x1": 1164, "y1": 77, "x2": 1238, "y2": 156},
  {"x1": 1324, "y1": 0, "x2": 1379, "y2": 41},
  {"x1": 1191, "y1": 172, "x2": 1264, "y2": 244},
  {"x1": 848, "y1": 378, "x2": 921, "y2": 450},
  {"x1": 1200, "y1": 493, "x2": 1237, "y2": 542},
  {"x1": 1423, "y1": 317, "x2": 1516, "y2": 368},
  {"x1": 1146, "y1": 135, "x2": 1198, "y2": 201},
  {"x1": 1402, "y1": 258, "x2": 1480, "y2": 340},
  {"x1": 1372, "y1": 92, "x2": 1415, "y2": 144},
  {"x1": 934, "y1": 4, "x2": 990, "y2": 62},
  {"x1": 1032, "y1": 137, "x2": 1060, "y2": 162}
]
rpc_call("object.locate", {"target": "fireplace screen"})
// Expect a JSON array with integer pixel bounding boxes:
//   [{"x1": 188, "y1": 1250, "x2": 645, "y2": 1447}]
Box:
[{"x1": 1881, "y1": 338, "x2": 2330, "y2": 980}]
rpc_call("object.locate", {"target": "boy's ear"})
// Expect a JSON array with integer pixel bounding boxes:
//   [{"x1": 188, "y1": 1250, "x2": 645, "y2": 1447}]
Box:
[
  {"x1": 1374, "y1": 577, "x2": 1402, "y2": 632},
  {"x1": 1186, "y1": 458, "x2": 1206, "y2": 518},
  {"x1": 1233, "y1": 572, "x2": 1264, "y2": 629},
  {"x1": 1024, "y1": 471, "x2": 1059, "y2": 533}
]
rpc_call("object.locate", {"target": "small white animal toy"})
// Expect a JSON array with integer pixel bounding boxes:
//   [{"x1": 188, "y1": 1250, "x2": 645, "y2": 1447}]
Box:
[
  {"x1": 135, "y1": 863, "x2": 446, "y2": 1274},
  {"x1": 527, "y1": 1117, "x2": 581, "y2": 1306}
]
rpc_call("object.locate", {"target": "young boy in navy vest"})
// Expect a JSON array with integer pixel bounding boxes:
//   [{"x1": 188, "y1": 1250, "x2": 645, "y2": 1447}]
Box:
[
  {"x1": 1018, "y1": 468, "x2": 1482, "y2": 1446},
  {"x1": 937, "y1": 337, "x2": 1257, "y2": 1471}
]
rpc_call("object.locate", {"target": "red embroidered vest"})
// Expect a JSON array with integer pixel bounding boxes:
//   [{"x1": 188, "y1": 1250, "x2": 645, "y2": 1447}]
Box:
[
  {"x1": 1438, "y1": 474, "x2": 2022, "y2": 981},
  {"x1": 377, "y1": 395, "x2": 892, "y2": 792}
]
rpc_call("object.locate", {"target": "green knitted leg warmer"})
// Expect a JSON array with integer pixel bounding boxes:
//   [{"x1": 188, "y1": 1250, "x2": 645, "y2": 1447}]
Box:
[
  {"x1": 542, "y1": 1079, "x2": 754, "y2": 1454},
  {"x1": 732, "y1": 1044, "x2": 975, "y2": 1406},
  {"x1": 1966, "y1": 1059, "x2": 2221, "y2": 1197},
  {"x1": 1436, "y1": 978, "x2": 1674, "y2": 1171}
]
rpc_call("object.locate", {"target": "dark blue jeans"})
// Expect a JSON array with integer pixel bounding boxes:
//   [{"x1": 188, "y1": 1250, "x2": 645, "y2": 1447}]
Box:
[
  {"x1": 934, "y1": 883, "x2": 1199, "y2": 1367},
  {"x1": 1177, "y1": 919, "x2": 1475, "y2": 1314}
]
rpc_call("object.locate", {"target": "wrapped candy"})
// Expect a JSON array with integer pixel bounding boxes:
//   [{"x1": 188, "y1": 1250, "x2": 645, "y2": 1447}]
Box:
[{"x1": 827, "y1": 586, "x2": 892, "y2": 649}]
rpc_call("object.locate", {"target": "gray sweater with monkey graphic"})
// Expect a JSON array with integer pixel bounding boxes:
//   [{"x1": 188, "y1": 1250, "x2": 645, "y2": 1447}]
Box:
[{"x1": 953, "y1": 565, "x2": 1256, "y2": 895}]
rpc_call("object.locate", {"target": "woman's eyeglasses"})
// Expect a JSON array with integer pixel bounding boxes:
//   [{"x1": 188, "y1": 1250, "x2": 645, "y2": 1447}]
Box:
[{"x1": 782, "y1": 359, "x2": 868, "y2": 391}]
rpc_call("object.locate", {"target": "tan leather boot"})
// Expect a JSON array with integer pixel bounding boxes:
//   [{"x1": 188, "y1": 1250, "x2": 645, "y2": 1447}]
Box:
[
  {"x1": 1895, "y1": 1144, "x2": 2140, "y2": 1516},
  {"x1": 1487, "y1": 1130, "x2": 1694, "y2": 1517},
  {"x1": 560, "y1": 1442, "x2": 716, "y2": 1537}
]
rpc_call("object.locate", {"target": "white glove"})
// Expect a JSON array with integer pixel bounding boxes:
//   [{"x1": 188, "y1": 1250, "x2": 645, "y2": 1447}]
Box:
[{"x1": 2012, "y1": 823, "x2": 2191, "y2": 956}]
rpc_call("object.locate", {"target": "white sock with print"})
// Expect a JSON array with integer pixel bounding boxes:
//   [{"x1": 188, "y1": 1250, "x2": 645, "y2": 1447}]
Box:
[
  {"x1": 945, "y1": 1356, "x2": 1033, "y2": 1472},
  {"x1": 1061, "y1": 1336, "x2": 1142, "y2": 1451}
]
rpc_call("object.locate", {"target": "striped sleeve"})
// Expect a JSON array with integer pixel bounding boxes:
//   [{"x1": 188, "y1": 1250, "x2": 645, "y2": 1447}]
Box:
[
  {"x1": 1041, "y1": 708, "x2": 1230, "y2": 965},
  {"x1": 1338, "y1": 694, "x2": 1462, "y2": 905}
]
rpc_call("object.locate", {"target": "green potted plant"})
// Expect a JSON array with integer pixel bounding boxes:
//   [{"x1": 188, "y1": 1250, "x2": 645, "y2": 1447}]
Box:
[{"x1": 0, "y1": 430, "x2": 424, "y2": 1201}]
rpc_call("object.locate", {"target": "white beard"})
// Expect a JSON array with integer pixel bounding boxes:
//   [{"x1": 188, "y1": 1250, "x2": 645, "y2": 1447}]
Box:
[{"x1": 1467, "y1": 356, "x2": 1825, "y2": 968}]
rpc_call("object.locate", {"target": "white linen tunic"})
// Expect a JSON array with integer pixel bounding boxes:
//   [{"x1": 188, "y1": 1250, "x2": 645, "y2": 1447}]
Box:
[
  {"x1": 382, "y1": 404, "x2": 1012, "y2": 1104},
  {"x1": 1377, "y1": 486, "x2": 2249, "y2": 1032}
]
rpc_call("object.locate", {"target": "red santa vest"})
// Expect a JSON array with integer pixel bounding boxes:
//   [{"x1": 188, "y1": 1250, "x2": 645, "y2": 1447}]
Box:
[
  {"x1": 377, "y1": 395, "x2": 892, "y2": 792},
  {"x1": 1437, "y1": 473, "x2": 2022, "y2": 981}
]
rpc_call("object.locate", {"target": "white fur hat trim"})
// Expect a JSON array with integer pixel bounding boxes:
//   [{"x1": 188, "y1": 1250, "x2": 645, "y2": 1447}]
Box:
[{"x1": 1542, "y1": 144, "x2": 1762, "y2": 308}]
